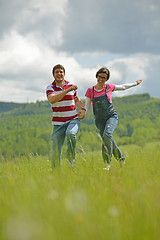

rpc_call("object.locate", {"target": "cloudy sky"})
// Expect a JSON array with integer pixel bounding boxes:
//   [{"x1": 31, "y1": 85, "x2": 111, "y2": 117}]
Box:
[{"x1": 0, "y1": 0, "x2": 160, "y2": 103}]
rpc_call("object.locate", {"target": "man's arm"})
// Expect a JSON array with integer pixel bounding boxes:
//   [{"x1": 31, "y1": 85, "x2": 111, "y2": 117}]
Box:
[
  {"x1": 74, "y1": 96, "x2": 84, "y2": 109},
  {"x1": 47, "y1": 85, "x2": 78, "y2": 104},
  {"x1": 75, "y1": 96, "x2": 86, "y2": 119}
]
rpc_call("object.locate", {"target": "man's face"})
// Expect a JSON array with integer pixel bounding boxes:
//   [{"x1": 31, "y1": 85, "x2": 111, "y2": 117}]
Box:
[{"x1": 53, "y1": 68, "x2": 65, "y2": 82}]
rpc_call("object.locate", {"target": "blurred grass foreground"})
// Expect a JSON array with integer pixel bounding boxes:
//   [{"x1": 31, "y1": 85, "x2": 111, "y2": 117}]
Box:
[{"x1": 0, "y1": 142, "x2": 160, "y2": 240}]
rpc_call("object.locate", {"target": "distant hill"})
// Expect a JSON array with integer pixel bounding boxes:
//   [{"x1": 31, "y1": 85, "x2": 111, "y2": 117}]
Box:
[
  {"x1": 0, "y1": 93, "x2": 155, "y2": 116},
  {"x1": 0, "y1": 100, "x2": 52, "y2": 116},
  {"x1": 0, "y1": 92, "x2": 160, "y2": 127},
  {"x1": 112, "y1": 93, "x2": 160, "y2": 121},
  {"x1": 0, "y1": 102, "x2": 26, "y2": 113},
  {"x1": 0, "y1": 93, "x2": 160, "y2": 159},
  {"x1": 113, "y1": 93, "x2": 151, "y2": 104}
]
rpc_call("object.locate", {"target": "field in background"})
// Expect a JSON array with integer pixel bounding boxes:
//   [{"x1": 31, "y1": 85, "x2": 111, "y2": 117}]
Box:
[{"x1": 0, "y1": 142, "x2": 160, "y2": 240}]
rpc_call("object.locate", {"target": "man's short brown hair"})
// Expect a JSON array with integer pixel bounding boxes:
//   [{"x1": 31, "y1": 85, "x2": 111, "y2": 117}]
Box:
[{"x1": 52, "y1": 64, "x2": 65, "y2": 75}]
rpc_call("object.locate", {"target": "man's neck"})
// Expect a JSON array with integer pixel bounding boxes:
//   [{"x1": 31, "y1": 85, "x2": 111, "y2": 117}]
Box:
[{"x1": 55, "y1": 79, "x2": 65, "y2": 89}]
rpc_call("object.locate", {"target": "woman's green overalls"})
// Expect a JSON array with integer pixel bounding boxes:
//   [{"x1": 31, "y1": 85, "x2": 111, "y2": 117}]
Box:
[{"x1": 92, "y1": 85, "x2": 125, "y2": 163}]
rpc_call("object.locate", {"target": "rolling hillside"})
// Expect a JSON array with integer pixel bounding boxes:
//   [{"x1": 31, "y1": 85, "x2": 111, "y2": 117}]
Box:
[{"x1": 0, "y1": 93, "x2": 160, "y2": 159}]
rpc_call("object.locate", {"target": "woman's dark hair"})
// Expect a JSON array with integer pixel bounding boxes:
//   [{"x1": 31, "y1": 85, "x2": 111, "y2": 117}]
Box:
[
  {"x1": 52, "y1": 64, "x2": 65, "y2": 75},
  {"x1": 96, "y1": 67, "x2": 110, "y2": 80}
]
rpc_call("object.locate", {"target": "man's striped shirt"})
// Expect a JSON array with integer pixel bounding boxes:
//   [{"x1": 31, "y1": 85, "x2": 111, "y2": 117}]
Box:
[{"x1": 46, "y1": 80, "x2": 78, "y2": 125}]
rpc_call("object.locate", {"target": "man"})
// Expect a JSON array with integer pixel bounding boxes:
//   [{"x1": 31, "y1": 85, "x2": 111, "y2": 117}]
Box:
[{"x1": 46, "y1": 64, "x2": 85, "y2": 167}]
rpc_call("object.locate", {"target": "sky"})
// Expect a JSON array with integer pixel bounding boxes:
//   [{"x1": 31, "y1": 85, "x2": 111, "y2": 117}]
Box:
[{"x1": 0, "y1": 0, "x2": 160, "y2": 103}]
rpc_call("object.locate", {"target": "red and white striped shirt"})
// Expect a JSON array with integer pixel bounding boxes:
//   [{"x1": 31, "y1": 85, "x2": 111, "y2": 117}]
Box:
[{"x1": 46, "y1": 80, "x2": 78, "y2": 125}]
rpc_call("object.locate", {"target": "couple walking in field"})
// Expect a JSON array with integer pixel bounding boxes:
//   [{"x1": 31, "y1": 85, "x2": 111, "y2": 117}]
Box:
[{"x1": 46, "y1": 64, "x2": 142, "y2": 170}]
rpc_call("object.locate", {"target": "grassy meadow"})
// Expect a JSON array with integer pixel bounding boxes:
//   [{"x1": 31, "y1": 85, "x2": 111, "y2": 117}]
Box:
[{"x1": 0, "y1": 142, "x2": 160, "y2": 240}]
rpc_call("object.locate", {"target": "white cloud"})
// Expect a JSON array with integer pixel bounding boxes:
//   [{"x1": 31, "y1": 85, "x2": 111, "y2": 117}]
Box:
[
  {"x1": 29, "y1": 0, "x2": 68, "y2": 16},
  {"x1": 0, "y1": 31, "x2": 40, "y2": 74},
  {"x1": 106, "y1": 54, "x2": 160, "y2": 98},
  {"x1": 0, "y1": 30, "x2": 97, "y2": 102},
  {"x1": 0, "y1": 29, "x2": 159, "y2": 102},
  {"x1": 107, "y1": 55, "x2": 149, "y2": 83},
  {"x1": 0, "y1": 0, "x2": 160, "y2": 103}
]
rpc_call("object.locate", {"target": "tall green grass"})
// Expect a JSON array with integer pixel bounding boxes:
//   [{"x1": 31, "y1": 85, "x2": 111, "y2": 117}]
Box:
[{"x1": 0, "y1": 142, "x2": 160, "y2": 240}]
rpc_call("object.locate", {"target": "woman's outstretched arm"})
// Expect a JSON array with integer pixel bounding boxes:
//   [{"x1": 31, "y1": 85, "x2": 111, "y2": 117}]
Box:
[{"x1": 115, "y1": 80, "x2": 142, "y2": 91}]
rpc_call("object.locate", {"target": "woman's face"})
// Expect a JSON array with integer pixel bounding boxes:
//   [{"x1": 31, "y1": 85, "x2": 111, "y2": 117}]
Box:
[{"x1": 97, "y1": 73, "x2": 108, "y2": 84}]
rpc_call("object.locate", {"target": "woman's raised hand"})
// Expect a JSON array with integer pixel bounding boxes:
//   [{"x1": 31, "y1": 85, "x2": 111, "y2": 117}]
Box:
[{"x1": 136, "y1": 80, "x2": 142, "y2": 85}]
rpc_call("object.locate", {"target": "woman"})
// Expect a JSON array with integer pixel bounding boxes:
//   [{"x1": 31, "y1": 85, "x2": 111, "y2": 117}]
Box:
[{"x1": 84, "y1": 67, "x2": 142, "y2": 170}]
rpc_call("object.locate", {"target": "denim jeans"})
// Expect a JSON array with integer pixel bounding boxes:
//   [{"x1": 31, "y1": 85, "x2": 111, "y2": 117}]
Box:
[
  {"x1": 51, "y1": 118, "x2": 80, "y2": 167},
  {"x1": 98, "y1": 116, "x2": 125, "y2": 163}
]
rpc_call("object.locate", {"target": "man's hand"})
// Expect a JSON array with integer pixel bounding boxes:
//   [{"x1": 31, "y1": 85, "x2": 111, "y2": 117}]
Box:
[
  {"x1": 67, "y1": 84, "x2": 78, "y2": 92},
  {"x1": 78, "y1": 109, "x2": 85, "y2": 119}
]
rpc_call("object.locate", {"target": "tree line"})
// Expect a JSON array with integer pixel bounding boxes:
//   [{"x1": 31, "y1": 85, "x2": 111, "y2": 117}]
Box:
[{"x1": 0, "y1": 93, "x2": 160, "y2": 159}]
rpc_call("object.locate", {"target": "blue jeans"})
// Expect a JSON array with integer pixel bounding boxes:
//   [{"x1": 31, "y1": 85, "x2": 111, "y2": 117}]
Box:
[
  {"x1": 51, "y1": 119, "x2": 80, "y2": 167},
  {"x1": 98, "y1": 116, "x2": 125, "y2": 163}
]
